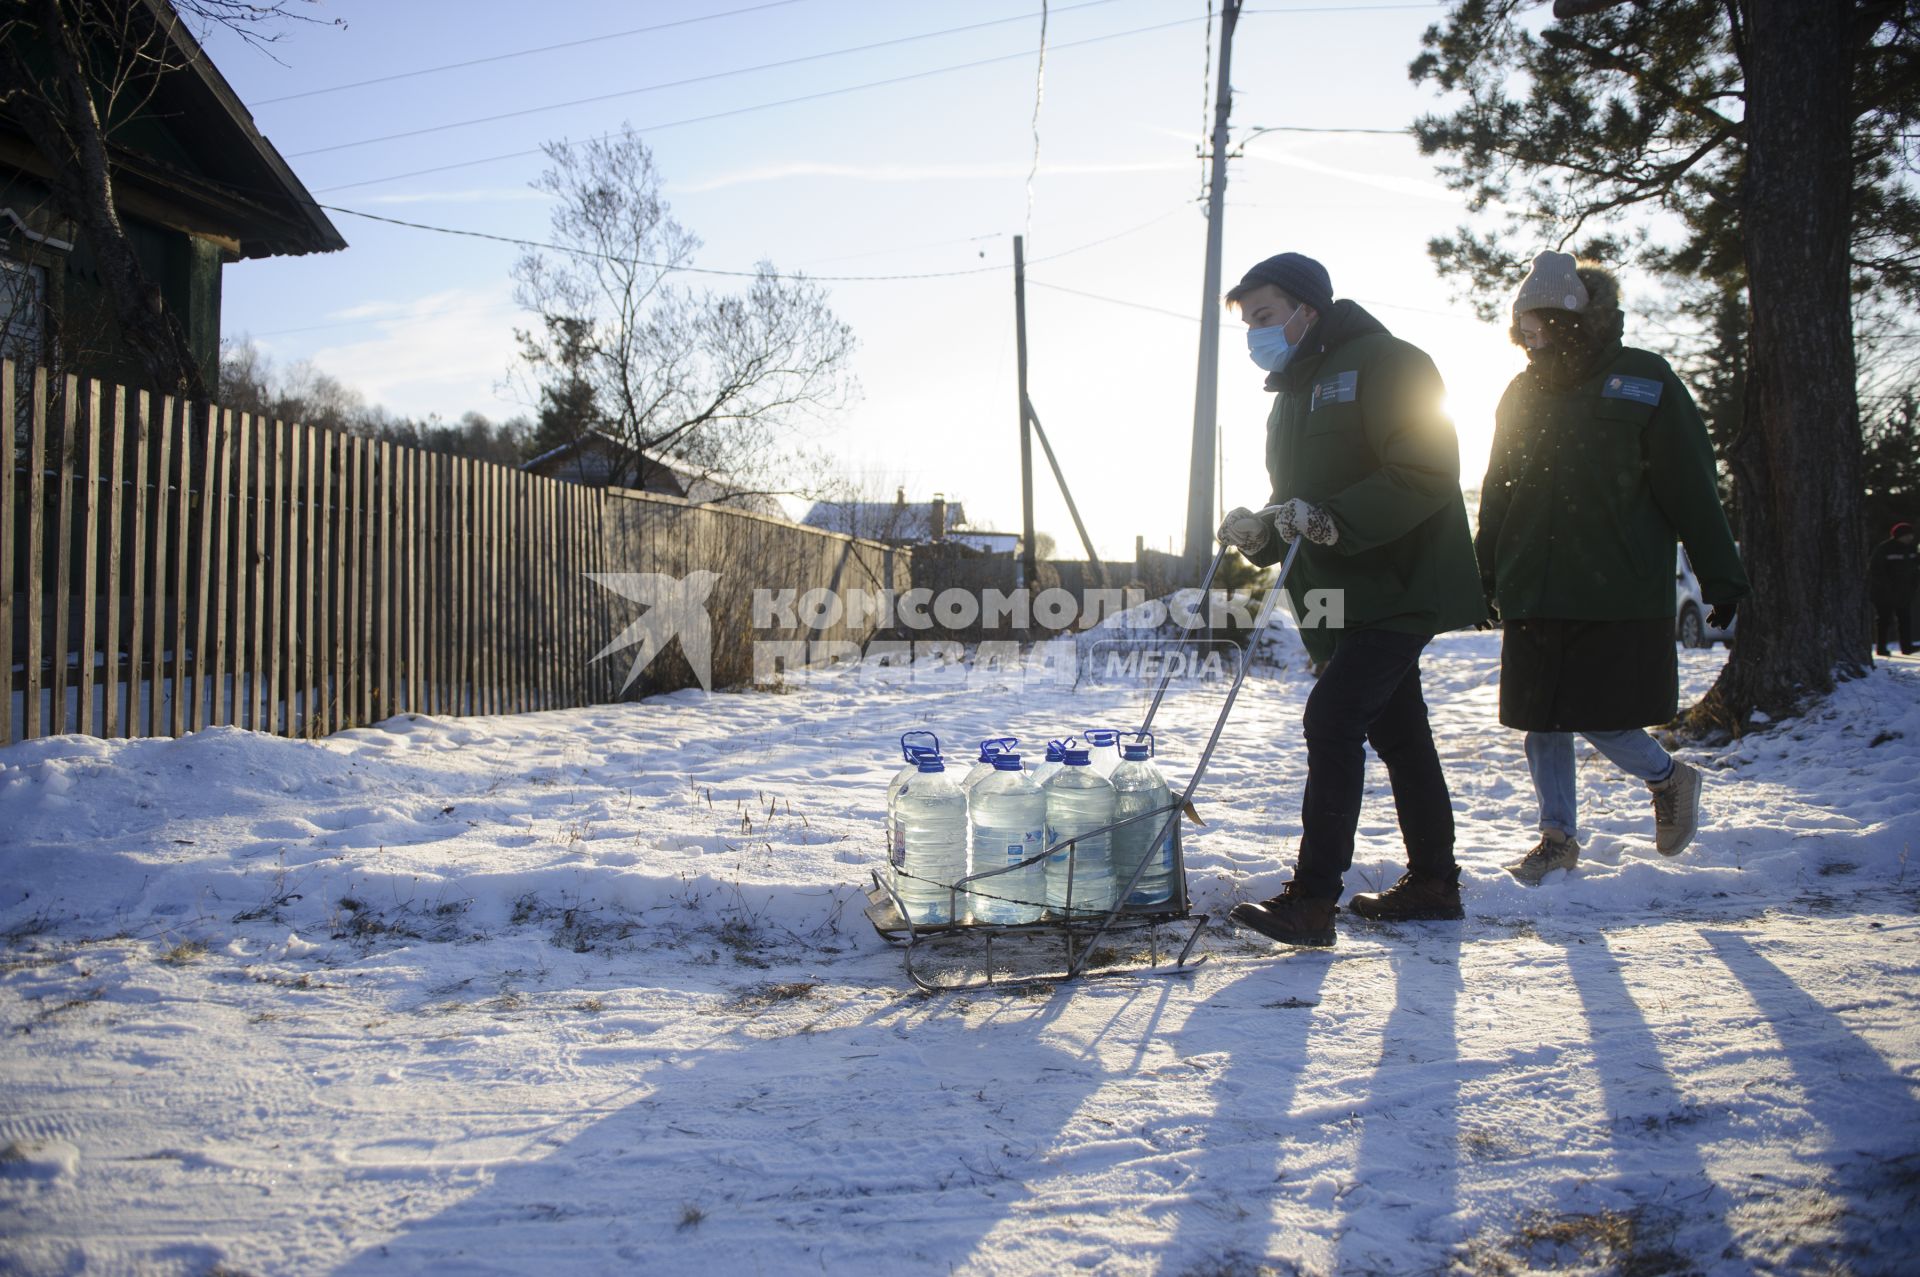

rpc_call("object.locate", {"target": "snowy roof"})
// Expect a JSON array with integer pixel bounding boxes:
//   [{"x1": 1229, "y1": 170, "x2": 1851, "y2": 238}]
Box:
[{"x1": 801, "y1": 498, "x2": 970, "y2": 543}]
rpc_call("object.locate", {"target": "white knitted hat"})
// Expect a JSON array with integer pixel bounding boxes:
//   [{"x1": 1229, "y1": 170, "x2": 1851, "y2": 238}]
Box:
[{"x1": 1513, "y1": 251, "x2": 1590, "y2": 315}]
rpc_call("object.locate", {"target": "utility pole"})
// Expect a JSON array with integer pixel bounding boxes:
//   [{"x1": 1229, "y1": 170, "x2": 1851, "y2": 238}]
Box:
[
  {"x1": 1015, "y1": 234, "x2": 1037, "y2": 589},
  {"x1": 1183, "y1": 0, "x2": 1241, "y2": 569}
]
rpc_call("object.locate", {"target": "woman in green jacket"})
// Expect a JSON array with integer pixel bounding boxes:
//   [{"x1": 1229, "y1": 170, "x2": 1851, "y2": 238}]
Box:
[{"x1": 1477, "y1": 253, "x2": 1748, "y2": 884}]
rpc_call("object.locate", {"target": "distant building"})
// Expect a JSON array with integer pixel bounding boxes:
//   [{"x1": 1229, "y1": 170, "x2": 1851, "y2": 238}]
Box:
[
  {"x1": 522, "y1": 430, "x2": 785, "y2": 516},
  {"x1": 802, "y1": 488, "x2": 1018, "y2": 553},
  {"x1": 0, "y1": 0, "x2": 346, "y2": 392}
]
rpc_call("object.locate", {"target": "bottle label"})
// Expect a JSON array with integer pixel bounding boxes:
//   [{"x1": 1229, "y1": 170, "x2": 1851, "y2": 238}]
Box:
[
  {"x1": 890, "y1": 824, "x2": 906, "y2": 869},
  {"x1": 1006, "y1": 830, "x2": 1042, "y2": 865}
]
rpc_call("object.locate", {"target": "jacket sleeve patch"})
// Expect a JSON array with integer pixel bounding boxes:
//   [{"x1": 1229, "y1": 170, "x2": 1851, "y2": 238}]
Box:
[
  {"x1": 1311, "y1": 370, "x2": 1358, "y2": 411},
  {"x1": 1600, "y1": 374, "x2": 1663, "y2": 406}
]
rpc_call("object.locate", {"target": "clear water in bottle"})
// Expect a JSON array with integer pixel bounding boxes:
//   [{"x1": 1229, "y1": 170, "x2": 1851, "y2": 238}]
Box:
[
  {"x1": 894, "y1": 756, "x2": 969, "y2": 924},
  {"x1": 1042, "y1": 748, "x2": 1117, "y2": 916},
  {"x1": 1030, "y1": 739, "x2": 1068, "y2": 788},
  {"x1": 1110, "y1": 735, "x2": 1178, "y2": 907},
  {"x1": 960, "y1": 737, "x2": 1018, "y2": 792},
  {"x1": 966, "y1": 753, "x2": 1047, "y2": 923},
  {"x1": 885, "y1": 731, "x2": 940, "y2": 868},
  {"x1": 1083, "y1": 727, "x2": 1123, "y2": 779}
]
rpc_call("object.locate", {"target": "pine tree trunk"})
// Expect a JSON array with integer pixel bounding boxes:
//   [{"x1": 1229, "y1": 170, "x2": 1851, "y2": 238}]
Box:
[{"x1": 1694, "y1": 0, "x2": 1867, "y2": 732}]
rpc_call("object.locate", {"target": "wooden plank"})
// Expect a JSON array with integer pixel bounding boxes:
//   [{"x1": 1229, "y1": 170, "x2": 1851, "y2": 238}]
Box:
[
  {"x1": 301, "y1": 424, "x2": 317, "y2": 736},
  {"x1": 460, "y1": 457, "x2": 475, "y2": 715},
  {"x1": 535, "y1": 476, "x2": 552, "y2": 710},
  {"x1": 74, "y1": 382, "x2": 100, "y2": 735},
  {"x1": 50, "y1": 376, "x2": 77, "y2": 733},
  {"x1": 103, "y1": 385, "x2": 126, "y2": 737},
  {"x1": 400, "y1": 445, "x2": 417, "y2": 714},
  {"x1": 339, "y1": 433, "x2": 357, "y2": 727},
  {"x1": 247, "y1": 416, "x2": 266, "y2": 733},
  {"x1": 563, "y1": 481, "x2": 582, "y2": 707},
  {"x1": 508, "y1": 468, "x2": 523, "y2": 714},
  {"x1": 147, "y1": 395, "x2": 171, "y2": 737},
  {"x1": 170, "y1": 398, "x2": 192, "y2": 737},
  {"x1": 315, "y1": 428, "x2": 332, "y2": 736},
  {"x1": 0, "y1": 363, "x2": 13, "y2": 744},
  {"x1": 447, "y1": 457, "x2": 462, "y2": 714},
  {"x1": 414, "y1": 450, "x2": 428, "y2": 714},
  {"x1": 489, "y1": 463, "x2": 504, "y2": 714},
  {"x1": 190, "y1": 401, "x2": 217, "y2": 732},
  {"x1": 332, "y1": 432, "x2": 349, "y2": 731},
  {"x1": 127, "y1": 391, "x2": 148, "y2": 737},
  {"x1": 282, "y1": 424, "x2": 303, "y2": 735},
  {"x1": 360, "y1": 436, "x2": 375, "y2": 725},
  {"x1": 424, "y1": 451, "x2": 440, "y2": 715},
  {"x1": 474, "y1": 460, "x2": 489, "y2": 714},
  {"x1": 209, "y1": 408, "x2": 233, "y2": 727},
  {"x1": 23, "y1": 370, "x2": 45, "y2": 739},
  {"x1": 230, "y1": 412, "x2": 251, "y2": 729},
  {"x1": 371, "y1": 440, "x2": 388, "y2": 720},
  {"x1": 265, "y1": 420, "x2": 285, "y2": 737}
]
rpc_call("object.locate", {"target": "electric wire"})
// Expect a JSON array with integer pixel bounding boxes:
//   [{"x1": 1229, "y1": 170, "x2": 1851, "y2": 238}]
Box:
[
  {"x1": 315, "y1": 200, "x2": 1192, "y2": 283},
  {"x1": 253, "y1": 0, "x2": 816, "y2": 105},
  {"x1": 312, "y1": 12, "x2": 1205, "y2": 194},
  {"x1": 1025, "y1": 0, "x2": 1050, "y2": 238},
  {"x1": 288, "y1": 0, "x2": 1132, "y2": 160}
]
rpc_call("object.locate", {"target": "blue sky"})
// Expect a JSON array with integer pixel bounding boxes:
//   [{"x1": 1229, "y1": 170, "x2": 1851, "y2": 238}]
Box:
[{"x1": 202, "y1": 0, "x2": 1535, "y2": 560}]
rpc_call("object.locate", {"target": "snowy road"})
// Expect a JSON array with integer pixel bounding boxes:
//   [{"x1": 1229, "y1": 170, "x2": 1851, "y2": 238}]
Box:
[{"x1": 3, "y1": 635, "x2": 1917, "y2": 1274}]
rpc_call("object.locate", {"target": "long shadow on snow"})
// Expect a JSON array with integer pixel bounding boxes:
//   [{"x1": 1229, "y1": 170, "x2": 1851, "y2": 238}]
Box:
[
  {"x1": 1145, "y1": 949, "x2": 1337, "y2": 1273},
  {"x1": 326, "y1": 955, "x2": 1175, "y2": 1273},
  {"x1": 1332, "y1": 927, "x2": 1470, "y2": 1273},
  {"x1": 1701, "y1": 928, "x2": 1920, "y2": 1275},
  {"x1": 1554, "y1": 931, "x2": 1749, "y2": 1268}
]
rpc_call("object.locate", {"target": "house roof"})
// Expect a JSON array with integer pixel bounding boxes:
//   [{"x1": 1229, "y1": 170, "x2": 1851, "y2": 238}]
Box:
[
  {"x1": 4, "y1": 1, "x2": 349, "y2": 261},
  {"x1": 523, "y1": 430, "x2": 783, "y2": 515},
  {"x1": 801, "y1": 499, "x2": 969, "y2": 542}
]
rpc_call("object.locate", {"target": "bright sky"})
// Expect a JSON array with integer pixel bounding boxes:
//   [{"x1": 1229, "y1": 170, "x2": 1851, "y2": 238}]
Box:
[{"x1": 202, "y1": 0, "x2": 1533, "y2": 562}]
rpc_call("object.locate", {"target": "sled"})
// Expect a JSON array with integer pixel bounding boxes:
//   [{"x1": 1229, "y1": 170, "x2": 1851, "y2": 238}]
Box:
[{"x1": 862, "y1": 539, "x2": 1302, "y2": 993}]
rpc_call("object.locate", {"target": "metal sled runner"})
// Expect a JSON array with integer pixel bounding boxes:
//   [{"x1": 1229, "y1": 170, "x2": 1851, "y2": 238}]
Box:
[{"x1": 864, "y1": 539, "x2": 1303, "y2": 993}]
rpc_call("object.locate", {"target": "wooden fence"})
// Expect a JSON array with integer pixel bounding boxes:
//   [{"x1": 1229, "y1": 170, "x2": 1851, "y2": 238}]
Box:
[{"x1": 3, "y1": 362, "x2": 908, "y2": 745}]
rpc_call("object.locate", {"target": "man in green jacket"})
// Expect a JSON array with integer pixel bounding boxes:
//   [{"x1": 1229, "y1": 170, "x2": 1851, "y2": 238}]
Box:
[
  {"x1": 1214, "y1": 252, "x2": 1486, "y2": 947},
  {"x1": 1478, "y1": 252, "x2": 1749, "y2": 883}
]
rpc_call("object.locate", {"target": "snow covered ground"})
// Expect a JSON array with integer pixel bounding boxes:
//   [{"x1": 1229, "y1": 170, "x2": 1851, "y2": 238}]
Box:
[{"x1": 3, "y1": 634, "x2": 1917, "y2": 1275}]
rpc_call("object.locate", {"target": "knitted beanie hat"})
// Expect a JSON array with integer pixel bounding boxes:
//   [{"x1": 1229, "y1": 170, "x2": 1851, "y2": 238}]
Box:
[
  {"x1": 1513, "y1": 251, "x2": 1590, "y2": 316},
  {"x1": 1234, "y1": 252, "x2": 1335, "y2": 316}
]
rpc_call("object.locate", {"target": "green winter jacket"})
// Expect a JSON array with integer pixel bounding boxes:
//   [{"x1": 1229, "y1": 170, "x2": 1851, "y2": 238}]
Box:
[
  {"x1": 1244, "y1": 301, "x2": 1487, "y2": 662},
  {"x1": 1476, "y1": 344, "x2": 1749, "y2": 621}
]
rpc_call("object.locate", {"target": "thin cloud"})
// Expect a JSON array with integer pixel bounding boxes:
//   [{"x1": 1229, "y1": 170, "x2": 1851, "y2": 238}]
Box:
[{"x1": 676, "y1": 158, "x2": 1187, "y2": 193}]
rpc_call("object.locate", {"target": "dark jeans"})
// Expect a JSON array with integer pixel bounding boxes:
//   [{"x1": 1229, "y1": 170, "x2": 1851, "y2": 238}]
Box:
[
  {"x1": 1875, "y1": 599, "x2": 1915, "y2": 654},
  {"x1": 1293, "y1": 628, "x2": 1457, "y2": 900}
]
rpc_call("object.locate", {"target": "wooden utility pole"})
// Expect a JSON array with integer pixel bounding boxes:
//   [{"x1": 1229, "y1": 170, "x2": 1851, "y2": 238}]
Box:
[
  {"x1": 1015, "y1": 235, "x2": 1037, "y2": 588},
  {"x1": 1183, "y1": 0, "x2": 1241, "y2": 568}
]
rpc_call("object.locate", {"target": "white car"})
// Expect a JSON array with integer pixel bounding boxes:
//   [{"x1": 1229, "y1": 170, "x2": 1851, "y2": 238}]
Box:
[{"x1": 1675, "y1": 547, "x2": 1736, "y2": 648}]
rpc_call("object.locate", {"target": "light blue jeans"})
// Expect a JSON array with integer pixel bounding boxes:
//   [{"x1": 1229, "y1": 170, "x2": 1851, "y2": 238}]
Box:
[{"x1": 1525, "y1": 729, "x2": 1675, "y2": 838}]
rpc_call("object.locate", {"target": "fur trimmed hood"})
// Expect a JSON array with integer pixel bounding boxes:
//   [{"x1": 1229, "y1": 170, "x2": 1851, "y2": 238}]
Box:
[{"x1": 1509, "y1": 261, "x2": 1625, "y2": 349}]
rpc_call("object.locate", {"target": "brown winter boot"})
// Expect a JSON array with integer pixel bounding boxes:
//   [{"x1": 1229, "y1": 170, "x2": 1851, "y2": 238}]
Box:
[
  {"x1": 1650, "y1": 760, "x2": 1703, "y2": 856},
  {"x1": 1228, "y1": 881, "x2": 1337, "y2": 947},
  {"x1": 1348, "y1": 871, "x2": 1465, "y2": 922}
]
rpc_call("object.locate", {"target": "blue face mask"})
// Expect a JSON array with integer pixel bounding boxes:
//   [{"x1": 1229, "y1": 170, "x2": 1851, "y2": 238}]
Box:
[{"x1": 1246, "y1": 304, "x2": 1306, "y2": 372}]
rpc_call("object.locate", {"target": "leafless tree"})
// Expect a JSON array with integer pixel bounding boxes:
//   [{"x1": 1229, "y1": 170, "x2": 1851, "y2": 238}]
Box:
[{"x1": 510, "y1": 126, "x2": 858, "y2": 503}]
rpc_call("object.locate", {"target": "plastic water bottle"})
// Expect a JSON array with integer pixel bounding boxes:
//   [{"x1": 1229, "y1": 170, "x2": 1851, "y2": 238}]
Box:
[
  {"x1": 1084, "y1": 727, "x2": 1123, "y2": 778},
  {"x1": 960, "y1": 737, "x2": 1019, "y2": 792},
  {"x1": 895, "y1": 755, "x2": 969, "y2": 924},
  {"x1": 1110, "y1": 732, "x2": 1179, "y2": 908},
  {"x1": 885, "y1": 731, "x2": 940, "y2": 867},
  {"x1": 1030, "y1": 739, "x2": 1069, "y2": 787},
  {"x1": 1042, "y1": 746, "x2": 1117, "y2": 917},
  {"x1": 966, "y1": 753, "x2": 1048, "y2": 923}
]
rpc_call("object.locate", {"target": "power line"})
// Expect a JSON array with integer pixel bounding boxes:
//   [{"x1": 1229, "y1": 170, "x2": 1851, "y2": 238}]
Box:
[
  {"x1": 1027, "y1": 279, "x2": 1200, "y2": 323},
  {"x1": 315, "y1": 200, "x2": 1192, "y2": 283},
  {"x1": 314, "y1": 12, "x2": 1203, "y2": 194},
  {"x1": 289, "y1": 0, "x2": 1132, "y2": 160},
  {"x1": 253, "y1": 0, "x2": 816, "y2": 105}
]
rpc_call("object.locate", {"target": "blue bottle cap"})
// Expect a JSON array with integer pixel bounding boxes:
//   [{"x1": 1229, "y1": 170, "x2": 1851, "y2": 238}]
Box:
[
  {"x1": 1044, "y1": 740, "x2": 1067, "y2": 761},
  {"x1": 1121, "y1": 743, "x2": 1151, "y2": 761},
  {"x1": 991, "y1": 753, "x2": 1024, "y2": 771},
  {"x1": 1062, "y1": 748, "x2": 1092, "y2": 766},
  {"x1": 916, "y1": 756, "x2": 946, "y2": 773}
]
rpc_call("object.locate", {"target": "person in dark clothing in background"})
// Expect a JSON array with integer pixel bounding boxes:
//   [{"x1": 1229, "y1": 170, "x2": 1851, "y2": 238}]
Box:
[
  {"x1": 1477, "y1": 252, "x2": 1748, "y2": 885},
  {"x1": 1214, "y1": 252, "x2": 1485, "y2": 947},
  {"x1": 1872, "y1": 521, "x2": 1918, "y2": 656}
]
